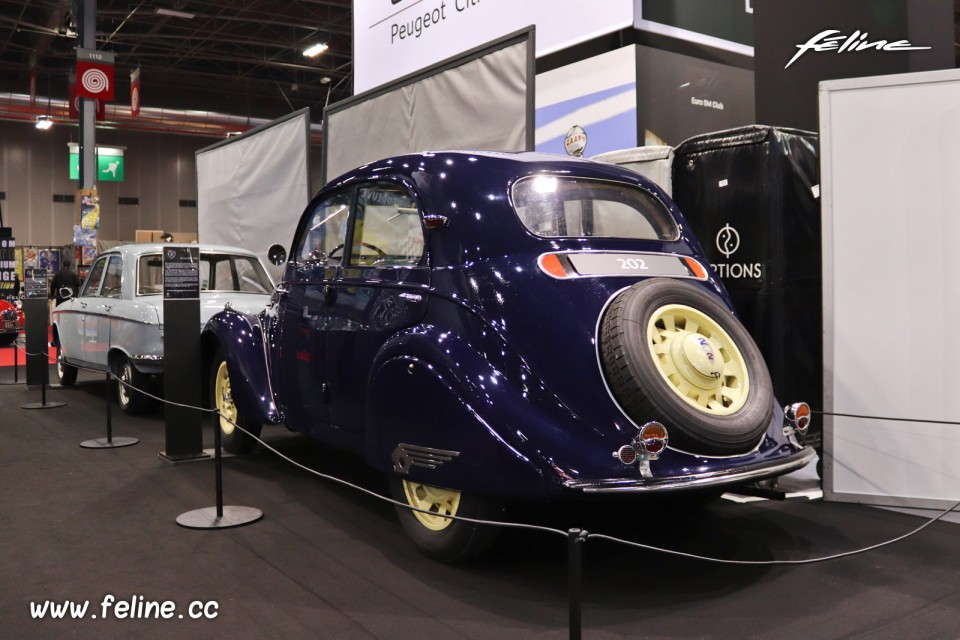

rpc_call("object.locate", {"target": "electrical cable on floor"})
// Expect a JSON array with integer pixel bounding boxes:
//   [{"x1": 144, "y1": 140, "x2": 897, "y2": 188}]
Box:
[{"x1": 24, "y1": 354, "x2": 960, "y2": 566}]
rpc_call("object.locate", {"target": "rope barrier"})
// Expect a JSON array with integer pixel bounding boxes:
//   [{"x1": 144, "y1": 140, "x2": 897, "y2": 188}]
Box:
[
  {"x1": 220, "y1": 411, "x2": 960, "y2": 567},
  {"x1": 18, "y1": 352, "x2": 960, "y2": 565}
]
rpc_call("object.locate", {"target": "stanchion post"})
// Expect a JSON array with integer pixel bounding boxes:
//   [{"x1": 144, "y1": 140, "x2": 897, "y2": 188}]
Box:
[
  {"x1": 21, "y1": 344, "x2": 65, "y2": 410},
  {"x1": 214, "y1": 412, "x2": 224, "y2": 519},
  {"x1": 105, "y1": 371, "x2": 112, "y2": 444},
  {"x1": 175, "y1": 414, "x2": 261, "y2": 530},
  {"x1": 78, "y1": 371, "x2": 138, "y2": 449},
  {"x1": 569, "y1": 528, "x2": 586, "y2": 640},
  {"x1": 0, "y1": 341, "x2": 20, "y2": 385}
]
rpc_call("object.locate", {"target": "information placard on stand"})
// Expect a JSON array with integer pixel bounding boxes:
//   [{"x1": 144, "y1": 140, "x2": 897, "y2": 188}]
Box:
[
  {"x1": 24, "y1": 269, "x2": 49, "y2": 388},
  {"x1": 159, "y1": 246, "x2": 207, "y2": 462}
]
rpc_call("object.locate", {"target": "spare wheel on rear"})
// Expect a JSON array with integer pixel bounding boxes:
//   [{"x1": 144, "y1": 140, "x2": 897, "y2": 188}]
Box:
[{"x1": 599, "y1": 278, "x2": 773, "y2": 455}]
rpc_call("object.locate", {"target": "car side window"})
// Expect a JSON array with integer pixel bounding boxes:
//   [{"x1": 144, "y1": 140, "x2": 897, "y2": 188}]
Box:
[
  {"x1": 101, "y1": 257, "x2": 123, "y2": 298},
  {"x1": 137, "y1": 255, "x2": 164, "y2": 295},
  {"x1": 293, "y1": 191, "x2": 352, "y2": 265},
  {"x1": 350, "y1": 183, "x2": 424, "y2": 267},
  {"x1": 80, "y1": 257, "x2": 108, "y2": 296}
]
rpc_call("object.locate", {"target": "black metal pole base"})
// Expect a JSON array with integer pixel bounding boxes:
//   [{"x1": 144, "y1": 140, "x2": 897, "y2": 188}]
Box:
[
  {"x1": 158, "y1": 451, "x2": 212, "y2": 464},
  {"x1": 176, "y1": 506, "x2": 263, "y2": 529},
  {"x1": 80, "y1": 436, "x2": 139, "y2": 449},
  {"x1": 22, "y1": 400, "x2": 66, "y2": 409}
]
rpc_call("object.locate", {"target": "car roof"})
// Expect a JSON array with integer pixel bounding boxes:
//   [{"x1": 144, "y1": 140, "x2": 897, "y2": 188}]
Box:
[
  {"x1": 317, "y1": 150, "x2": 681, "y2": 260},
  {"x1": 97, "y1": 243, "x2": 262, "y2": 259}
]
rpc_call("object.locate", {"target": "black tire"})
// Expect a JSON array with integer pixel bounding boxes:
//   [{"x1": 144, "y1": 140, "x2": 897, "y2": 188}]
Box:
[
  {"x1": 211, "y1": 349, "x2": 261, "y2": 454},
  {"x1": 115, "y1": 357, "x2": 150, "y2": 415},
  {"x1": 600, "y1": 278, "x2": 773, "y2": 455},
  {"x1": 390, "y1": 476, "x2": 503, "y2": 563},
  {"x1": 56, "y1": 345, "x2": 77, "y2": 387},
  {"x1": 0, "y1": 333, "x2": 15, "y2": 347}
]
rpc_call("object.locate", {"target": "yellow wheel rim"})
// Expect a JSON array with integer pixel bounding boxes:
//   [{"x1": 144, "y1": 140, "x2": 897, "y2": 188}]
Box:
[
  {"x1": 647, "y1": 304, "x2": 749, "y2": 416},
  {"x1": 402, "y1": 480, "x2": 461, "y2": 532},
  {"x1": 215, "y1": 361, "x2": 237, "y2": 435}
]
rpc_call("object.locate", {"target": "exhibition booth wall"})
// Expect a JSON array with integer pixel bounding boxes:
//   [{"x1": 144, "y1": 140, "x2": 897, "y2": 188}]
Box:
[
  {"x1": 820, "y1": 68, "x2": 960, "y2": 509},
  {"x1": 196, "y1": 110, "x2": 313, "y2": 282},
  {"x1": 324, "y1": 29, "x2": 534, "y2": 183},
  {"x1": 0, "y1": 122, "x2": 203, "y2": 246}
]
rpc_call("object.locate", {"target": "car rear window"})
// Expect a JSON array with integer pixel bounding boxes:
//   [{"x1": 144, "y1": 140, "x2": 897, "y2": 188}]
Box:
[{"x1": 511, "y1": 176, "x2": 679, "y2": 241}]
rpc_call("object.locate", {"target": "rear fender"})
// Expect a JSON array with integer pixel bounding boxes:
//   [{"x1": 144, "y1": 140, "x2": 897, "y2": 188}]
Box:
[
  {"x1": 204, "y1": 309, "x2": 281, "y2": 425},
  {"x1": 367, "y1": 352, "x2": 549, "y2": 499},
  {"x1": 365, "y1": 326, "x2": 607, "y2": 499}
]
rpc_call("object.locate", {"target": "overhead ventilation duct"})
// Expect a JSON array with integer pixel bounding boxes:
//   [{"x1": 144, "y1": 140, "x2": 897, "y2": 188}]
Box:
[{"x1": 0, "y1": 92, "x2": 323, "y2": 144}]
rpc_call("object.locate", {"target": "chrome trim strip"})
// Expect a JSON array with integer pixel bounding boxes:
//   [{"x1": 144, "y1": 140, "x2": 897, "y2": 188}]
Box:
[
  {"x1": 129, "y1": 354, "x2": 163, "y2": 363},
  {"x1": 563, "y1": 447, "x2": 816, "y2": 493},
  {"x1": 254, "y1": 312, "x2": 282, "y2": 423}
]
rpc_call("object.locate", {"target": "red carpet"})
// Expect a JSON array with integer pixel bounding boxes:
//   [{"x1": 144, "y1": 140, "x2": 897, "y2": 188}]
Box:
[
  {"x1": 0, "y1": 328, "x2": 55, "y2": 367},
  {"x1": 0, "y1": 342, "x2": 56, "y2": 367}
]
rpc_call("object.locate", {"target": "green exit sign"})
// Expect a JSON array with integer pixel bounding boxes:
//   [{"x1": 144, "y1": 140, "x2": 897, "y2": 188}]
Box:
[{"x1": 68, "y1": 144, "x2": 125, "y2": 182}]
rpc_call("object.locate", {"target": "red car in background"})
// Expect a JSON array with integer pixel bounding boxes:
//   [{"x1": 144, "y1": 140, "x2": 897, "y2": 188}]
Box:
[{"x1": 0, "y1": 298, "x2": 24, "y2": 346}]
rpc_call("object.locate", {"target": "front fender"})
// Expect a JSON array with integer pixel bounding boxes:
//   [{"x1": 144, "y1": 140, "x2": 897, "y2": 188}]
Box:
[{"x1": 204, "y1": 309, "x2": 281, "y2": 425}]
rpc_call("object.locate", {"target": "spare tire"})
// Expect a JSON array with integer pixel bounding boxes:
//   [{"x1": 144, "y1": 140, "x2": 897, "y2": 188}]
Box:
[{"x1": 600, "y1": 278, "x2": 773, "y2": 455}]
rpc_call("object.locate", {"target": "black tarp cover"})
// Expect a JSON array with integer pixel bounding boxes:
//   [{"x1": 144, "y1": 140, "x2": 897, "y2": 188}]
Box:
[{"x1": 672, "y1": 125, "x2": 822, "y2": 423}]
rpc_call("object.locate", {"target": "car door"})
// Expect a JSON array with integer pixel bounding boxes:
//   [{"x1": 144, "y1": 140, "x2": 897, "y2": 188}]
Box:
[
  {"x1": 56, "y1": 257, "x2": 106, "y2": 366},
  {"x1": 275, "y1": 188, "x2": 352, "y2": 434},
  {"x1": 84, "y1": 255, "x2": 123, "y2": 368},
  {"x1": 324, "y1": 179, "x2": 430, "y2": 434}
]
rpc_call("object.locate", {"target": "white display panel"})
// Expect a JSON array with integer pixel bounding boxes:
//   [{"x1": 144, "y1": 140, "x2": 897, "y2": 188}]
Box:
[
  {"x1": 535, "y1": 46, "x2": 637, "y2": 158},
  {"x1": 354, "y1": 0, "x2": 632, "y2": 94},
  {"x1": 820, "y1": 68, "x2": 960, "y2": 508},
  {"x1": 196, "y1": 110, "x2": 310, "y2": 282}
]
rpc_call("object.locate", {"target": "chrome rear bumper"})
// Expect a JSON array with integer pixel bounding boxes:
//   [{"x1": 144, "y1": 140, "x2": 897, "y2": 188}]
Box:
[{"x1": 564, "y1": 446, "x2": 816, "y2": 494}]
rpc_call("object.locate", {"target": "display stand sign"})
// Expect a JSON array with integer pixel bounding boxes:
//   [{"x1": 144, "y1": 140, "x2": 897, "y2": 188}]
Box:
[
  {"x1": 160, "y1": 246, "x2": 207, "y2": 462},
  {"x1": 24, "y1": 269, "x2": 49, "y2": 387},
  {"x1": 0, "y1": 233, "x2": 16, "y2": 299}
]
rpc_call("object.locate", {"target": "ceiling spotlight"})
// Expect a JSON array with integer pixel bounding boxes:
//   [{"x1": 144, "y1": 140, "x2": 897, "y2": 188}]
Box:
[
  {"x1": 155, "y1": 7, "x2": 196, "y2": 19},
  {"x1": 320, "y1": 76, "x2": 331, "y2": 85},
  {"x1": 303, "y1": 43, "x2": 329, "y2": 58},
  {"x1": 35, "y1": 115, "x2": 53, "y2": 130}
]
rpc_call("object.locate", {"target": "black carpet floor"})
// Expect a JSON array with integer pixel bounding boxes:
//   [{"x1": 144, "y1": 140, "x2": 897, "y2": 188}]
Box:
[{"x1": 2, "y1": 367, "x2": 960, "y2": 639}]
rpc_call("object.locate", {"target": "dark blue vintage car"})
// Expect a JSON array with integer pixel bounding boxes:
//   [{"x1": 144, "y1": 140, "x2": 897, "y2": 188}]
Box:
[{"x1": 203, "y1": 151, "x2": 814, "y2": 561}]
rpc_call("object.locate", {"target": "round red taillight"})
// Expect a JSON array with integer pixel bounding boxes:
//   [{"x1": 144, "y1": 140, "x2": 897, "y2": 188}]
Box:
[
  {"x1": 643, "y1": 438, "x2": 665, "y2": 455},
  {"x1": 637, "y1": 422, "x2": 669, "y2": 456},
  {"x1": 785, "y1": 402, "x2": 811, "y2": 435}
]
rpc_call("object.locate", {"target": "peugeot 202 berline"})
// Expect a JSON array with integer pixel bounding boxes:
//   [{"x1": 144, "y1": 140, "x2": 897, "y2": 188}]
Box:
[{"x1": 202, "y1": 151, "x2": 814, "y2": 562}]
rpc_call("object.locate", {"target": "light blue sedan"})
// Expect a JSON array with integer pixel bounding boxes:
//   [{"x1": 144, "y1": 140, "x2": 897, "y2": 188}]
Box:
[{"x1": 52, "y1": 243, "x2": 274, "y2": 414}]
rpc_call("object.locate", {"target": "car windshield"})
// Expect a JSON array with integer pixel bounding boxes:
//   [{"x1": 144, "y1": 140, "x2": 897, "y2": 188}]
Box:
[
  {"x1": 137, "y1": 253, "x2": 273, "y2": 295},
  {"x1": 511, "y1": 175, "x2": 679, "y2": 241}
]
